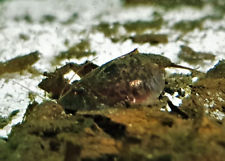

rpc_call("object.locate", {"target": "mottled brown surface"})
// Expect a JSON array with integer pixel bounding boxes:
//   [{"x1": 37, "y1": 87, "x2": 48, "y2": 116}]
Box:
[
  {"x1": 11, "y1": 48, "x2": 221, "y2": 161},
  {"x1": 1, "y1": 51, "x2": 225, "y2": 161},
  {"x1": 0, "y1": 51, "x2": 40, "y2": 76},
  {"x1": 1, "y1": 0, "x2": 225, "y2": 161},
  {"x1": 130, "y1": 34, "x2": 168, "y2": 45},
  {"x1": 1, "y1": 94, "x2": 225, "y2": 161}
]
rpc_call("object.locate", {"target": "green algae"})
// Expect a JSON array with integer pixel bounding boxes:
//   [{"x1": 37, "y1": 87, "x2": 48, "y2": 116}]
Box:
[
  {"x1": 173, "y1": 12, "x2": 225, "y2": 34},
  {"x1": 40, "y1": 14, "x2": 56, "y2": 23},
  {"x1": 0, "y1": 110, "x2": 19, "y2": 129},
  {"x1": 0, "y1": 51, "x2": 40, "y2": 76},
  {"x1": 173, "y1": 19, "x2": 204, "y2": 32},
  {"x1": 14, "y1": 14, "x2": 33, "y2": 23},
  {"x1": 95, "y1": 22, "x2": 120, "y2": 38},
  {"x1": 52, "y1": 40, "x2": 96, "y2": 65},
  {"x1": 211, "y1": 1, "x2": 225, "y2": 15},
  {"x1": 122, "y1": 0, "x2": 205, "y2": 8},
  {"x1": 130, "y1": 34, "x2": 168, "y2": 45},
  {"x1": 178, "y1": 45, "x2": 215, "y2": 65},
  {"x1": 206, "y1": 60, "x2": 225, "y2": 78},
  {"x1": 19, "y1": 33, "x2": 30, "y2": 41},
  {"x1": 62, "y1": 13, "x2": 78, "y2": 25},
  {"x1": 95, "y1": 13, "x2": 163, "y2": 39},
  {"x1": 123, "y1": 12, "x2": 163, "y2": 33},
  {"x1": 123, "y1": 18, "x2": 163, "y2": 33},
  {"x1": 0, "y1": 0, "x2": 7, "y2": 3},
  {"x1": 0, "y1": 117, "x2": 9, "y2": 129}
]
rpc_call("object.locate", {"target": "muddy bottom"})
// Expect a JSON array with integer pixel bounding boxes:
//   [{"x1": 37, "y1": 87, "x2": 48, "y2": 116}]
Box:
[
  {"x1": 0, "y1": 60, "x2": 225, "y2": 161},
  {"x1": 1, "y1": 0, "x2": 225, "y2": 160}
]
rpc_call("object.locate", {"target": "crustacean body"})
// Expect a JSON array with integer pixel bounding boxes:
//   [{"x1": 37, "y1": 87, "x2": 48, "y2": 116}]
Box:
[{"x1": 42, "y1": 49, "x2": 193, "y2": 113}]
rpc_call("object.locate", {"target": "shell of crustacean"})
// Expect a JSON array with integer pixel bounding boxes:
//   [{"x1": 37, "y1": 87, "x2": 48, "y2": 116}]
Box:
[
  {"x1": 58, "y1": 49, "x2": 195, "y2": 113},
  {"x1": 58, "y1": 49, "x2": 168, "y2": 112}
]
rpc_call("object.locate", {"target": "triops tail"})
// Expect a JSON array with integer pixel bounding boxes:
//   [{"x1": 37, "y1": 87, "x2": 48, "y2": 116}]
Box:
[{"x1": 169, "y1": 63, "x2": 196, "y2": 71}]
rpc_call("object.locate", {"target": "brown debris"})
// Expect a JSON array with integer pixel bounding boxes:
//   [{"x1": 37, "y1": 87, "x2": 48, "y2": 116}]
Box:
[
  {"x1": 38, "y1": 61, "x2": 98, "y2": 99},
  {"x1": 179, "y1": 62, "x2": 225, "y2": 120},
  {"x1": 130, "y1": 34, "x2": 168, "y2": 45},
  {"x1": 123, "y1": 18, "x2": 163, "y2": 33},
  {"x1": 52, "y1": 40, "x2": 96, "y2": 65},
  {"x1": 178, "y1": 45, "x2": 215, "y2": 65},
  {"x1": 0, "y1": 51, "x2": 40, "y2": 76},
  {"x1": 1, "y1": 51, "x2": 225, "y2": 161},
  {"x1": 206, "y1": 60, "x2": 225, "y2": 78}
]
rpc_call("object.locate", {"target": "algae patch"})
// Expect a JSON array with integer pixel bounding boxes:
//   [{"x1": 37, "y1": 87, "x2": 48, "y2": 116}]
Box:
[
  {"x1": 122, "y1": 0, "x2": 205, "y2": 8},
  {"x1": 18, "y1": 33, "x2": 30, "y2": 41},
  {"x1": 0, "y1": 51, "x2": 40, "y2": 76},
  {"x1": 206, "y1": 60, "x2": 225, "y2": 78},
  {"x1": 0, "y1": 110, "x2": 19, "y2": 129},
  {"x1": 123, "y1": 17, "x2": 163, "y2": 33},
  {"x1": 178, "y1": 45, "x2": 215, "y2": 65},
  {"x1": 62, "y1": 13, "x2": 78, "y2": 25},
  {"x1": 14, "y1": 14, "x2": 33, "y2": 23},
  {"x1": 173, "y1": 19, "x2": 204, "y2": 32},
  {"x1": 130, "y1": 33, "x2": 168, "y2": 45},
  {"x1": 95, "y1": 22, "x2": 120, "y2": 38},
  {"x1": 40, "y1": 14, "x2": 57, "y2": 23},
  {"x1": 52, "y1": 40, "x2": 96, "y2": 65}
]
